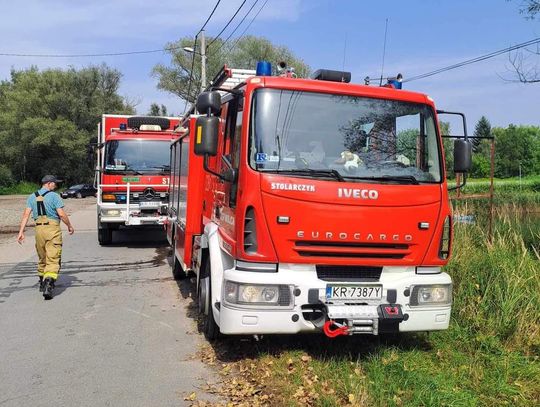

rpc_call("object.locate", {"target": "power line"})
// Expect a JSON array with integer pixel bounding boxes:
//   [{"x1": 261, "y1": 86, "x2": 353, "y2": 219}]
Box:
[
  {"x1": 183, "y1": 36, "x2": 198, "y2": 114},
  {"x1": 228, "y1": 0, "x2": 269, "y2": 51},
  {"x1": 405, "y1": 37, "x2": 540, "y2": 82},
  {"x1": 184, "y1": 0, "x2": 223, "y2": 113},
  {"x1": 198, "y1": 0, "x2": 222, "y2": 34},
  {"x1": 210, "y1": 0, "x2": 260, "y2": 54},
  {"x1": 207, "y1": 0, "x2": 248, "y2": 48},
  {"x1": 0, "y1": 46, "x2": 182, "y2": 58},
  {"x1": 0, "y1": 0, "x2": 223, "y2": 58}
]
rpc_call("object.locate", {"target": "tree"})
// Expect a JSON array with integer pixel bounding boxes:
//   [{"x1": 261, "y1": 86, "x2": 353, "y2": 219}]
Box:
[
  {"x1": 493, "y1": 125, "x2": 540, "y2": 177},
  {"x1": 148, "y1": 103, "x2": 168, "y2": 116},
  {"x1": 509, "y1": 1, "x2": 540, "y2": 83},
  {"x1": 472, "y1": 116, "x2": 492, "y2": 153},
  {"x1": 518, "y1": 0, "x2": 540, "y2": 18},
  {"x1": 152, "y1": 35, "x2": 310, "y2": 104},
  {"x1": 0, "y1": 65, "x2": 134, "y2": 184}
]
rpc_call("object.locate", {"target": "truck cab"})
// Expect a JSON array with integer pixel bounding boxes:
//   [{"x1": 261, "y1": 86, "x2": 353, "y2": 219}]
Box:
[{"x1": 96, "y1": 115, "x2": 181, "y2": 245}]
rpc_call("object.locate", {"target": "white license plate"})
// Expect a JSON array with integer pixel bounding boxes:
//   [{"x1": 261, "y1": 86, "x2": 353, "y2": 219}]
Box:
[
  {"x1": 326, "y1": 285, "x2": 382, "y2": 301},
  {"x1": 139, "y1": 201, "x2": 160, "y2": 209}
]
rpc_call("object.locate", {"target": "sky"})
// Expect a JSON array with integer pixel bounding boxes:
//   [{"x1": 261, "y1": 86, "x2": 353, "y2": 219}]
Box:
[{"x1": 0, "y1": 0, "x2": 539, "y2": 131}]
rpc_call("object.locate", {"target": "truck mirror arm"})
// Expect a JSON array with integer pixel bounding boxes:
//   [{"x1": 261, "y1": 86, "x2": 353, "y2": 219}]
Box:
[
  {"x1": 203, "y1": 155, "x2": 236, "y2": 183},
  {"x1": 210, "y1": 87, "x2": 244, "y2": 97},
  {"x1": 448, "y1": 173, "x2": 467, "y2": 191}
]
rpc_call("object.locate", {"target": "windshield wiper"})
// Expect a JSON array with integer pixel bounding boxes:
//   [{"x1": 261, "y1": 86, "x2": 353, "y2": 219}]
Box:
[
  {"x1": 105, "y1": 167, "x2": 143, "y2": 175},
  {"x1": 262, "y1": 168, "x2": 345, "y2": 182},
  {"x1": 343, "y1": 175, "x2": 420, "y2": 185}
]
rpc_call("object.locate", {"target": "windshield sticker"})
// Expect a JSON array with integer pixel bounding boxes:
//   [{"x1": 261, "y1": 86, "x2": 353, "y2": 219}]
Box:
[
  {"x1": 271, "y1": 182, "x2": 315, "y2": 192},
  {"x1": 256, "y1": 153, "x2": 280, "y2": 163}
]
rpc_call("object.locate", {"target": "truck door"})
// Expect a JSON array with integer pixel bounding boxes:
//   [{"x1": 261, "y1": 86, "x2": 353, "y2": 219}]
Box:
[{"x1": 217, "y1": 95, "x2": 243, "y2": 244}]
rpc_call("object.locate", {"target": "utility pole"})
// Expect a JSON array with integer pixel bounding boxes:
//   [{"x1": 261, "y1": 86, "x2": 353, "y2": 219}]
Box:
[{"x1": 200, "y1": 30, "x2": 207, "y2": 92}]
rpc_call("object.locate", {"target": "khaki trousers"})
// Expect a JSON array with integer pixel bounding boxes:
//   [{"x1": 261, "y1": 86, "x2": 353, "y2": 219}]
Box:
[{"x1": 35, "y1": 218, "x2": 62, "y2": 280}]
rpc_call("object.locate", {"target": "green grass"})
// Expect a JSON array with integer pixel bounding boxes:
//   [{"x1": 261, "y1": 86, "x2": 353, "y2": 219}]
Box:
[
  {"x1": 207, "y1": 195, "x2": 540, "y2": 406},
  {"x1": 449, "y1": 175, "x2": 540, "y2": 194},
  {"x1": 0, "y1": 181, "x2": 39, "y2": 195}
]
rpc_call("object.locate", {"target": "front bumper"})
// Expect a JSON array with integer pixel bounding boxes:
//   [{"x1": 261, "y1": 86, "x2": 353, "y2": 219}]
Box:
[
  {"x1": 99, "y1": 203, "x2": 167, "y2": 226},
  {"x1": 217, "y1": 264, "x2": 452, "y2": 335}
]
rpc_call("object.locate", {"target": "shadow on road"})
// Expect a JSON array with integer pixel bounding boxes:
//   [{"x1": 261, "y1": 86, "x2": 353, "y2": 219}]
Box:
[
  {"x1": 0, "y1": 236, "x2": 173, "y2": 303},
  {"x1": 106, "y1": 227, "x2": 169, "y2": 248}
]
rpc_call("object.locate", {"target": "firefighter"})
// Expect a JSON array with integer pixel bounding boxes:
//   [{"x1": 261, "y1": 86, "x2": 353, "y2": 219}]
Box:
[{"x1": 16, "y1": 175, "x2": 75, "y2": 300}]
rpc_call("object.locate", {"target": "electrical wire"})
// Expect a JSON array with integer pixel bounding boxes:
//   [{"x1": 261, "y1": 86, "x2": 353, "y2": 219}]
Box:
[
  {"x1": 206, "y1": 0, "x2": 248, "y2": 48},
  {"x1": 209, "y1": 0, "x2": 260, "y2": 54},
  {"x1": 183, "y1": 37, "x2": 198, "y2": 114},
  {"x1": 183, "y1": 0, "x2": 223, "y2": 113},
  {"x1": 405, "y1": 37, "x2": 540, "y2": 82},
  {"x1": 0, "y1": 0, "x2": 223, "y2": 58},
  {"x1": 198, "y1": 0, "x2": 222, "y2": 34},
  {"x1": 228, "y1": 0, "x2": 269, "y2": 51}
]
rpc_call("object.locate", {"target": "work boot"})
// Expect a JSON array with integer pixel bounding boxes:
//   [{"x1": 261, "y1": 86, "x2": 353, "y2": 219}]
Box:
[
  {"x1": 38, "y1": 276, "x2": 44, "y2": 292},
  {"x1": 42, "y1": 278, "x2": 55, "y2": 300}
]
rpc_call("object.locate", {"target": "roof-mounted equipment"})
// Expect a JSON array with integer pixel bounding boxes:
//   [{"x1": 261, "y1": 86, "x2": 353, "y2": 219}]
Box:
[{"x1": 310, "y1": 69, "x2": 351, "y2": 83}]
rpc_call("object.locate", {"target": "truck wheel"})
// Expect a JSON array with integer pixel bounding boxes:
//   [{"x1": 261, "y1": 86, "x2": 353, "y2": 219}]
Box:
[
  {"x1": 127, "y1": 116, "x2": 170, "y2": 130},
  {"x1": 98, "y1": 226, "x2": 113, "y2": 246},
  {"x1": 199, "y1": 260, "x2": 220, "y2": 341},
  {"x1": 172, "y1": 257, "x2": 187, "y2": 280}
]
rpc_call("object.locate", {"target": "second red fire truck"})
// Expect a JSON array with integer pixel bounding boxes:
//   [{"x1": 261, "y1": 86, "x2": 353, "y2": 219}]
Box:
[
  {"x1": 166, "y1": 64, "x2": 471, "y2": 340},
  {"x1": 96, "y1": 115, "x2": 181, "y2": 245}
]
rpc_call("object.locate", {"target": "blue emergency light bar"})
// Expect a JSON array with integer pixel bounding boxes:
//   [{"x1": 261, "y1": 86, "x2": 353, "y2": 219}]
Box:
[{"x1": 256, "y1": 61, "x2": 272, "y2": 76}]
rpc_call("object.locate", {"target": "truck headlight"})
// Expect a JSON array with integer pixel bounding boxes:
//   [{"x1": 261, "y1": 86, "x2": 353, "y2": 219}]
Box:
[
  {"x1": 102, "y1": 209, "x2": 120, "y2": 216},
  {"x1": 224, "y1": 281, "x2": 292, "y2": 306},
  {"x1": 410, "y1": 284, "x2": 452, "y2": 306}
]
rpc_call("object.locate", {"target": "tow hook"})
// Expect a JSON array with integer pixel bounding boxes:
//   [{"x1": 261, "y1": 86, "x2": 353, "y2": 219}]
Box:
[{"x1": 323, "y1": 320, "x2": 349, "y2": 338}]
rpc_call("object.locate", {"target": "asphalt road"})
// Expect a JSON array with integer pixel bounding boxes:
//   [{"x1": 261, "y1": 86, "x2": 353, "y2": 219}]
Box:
[{"x1": 0, "y1": 204, "x2": 218, "y2": 406}]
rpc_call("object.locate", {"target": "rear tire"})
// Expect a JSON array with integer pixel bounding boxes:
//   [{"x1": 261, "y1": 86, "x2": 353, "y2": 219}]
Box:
[
  {"x1": 98, "y1": 224, "x2": 113, "y2": 245},
  {"x1": 199, "y1": 260, "x2": 220, "y2": 341},
  {"x1": 76, "y1": 192, "x2": 82, "y2": 199}
]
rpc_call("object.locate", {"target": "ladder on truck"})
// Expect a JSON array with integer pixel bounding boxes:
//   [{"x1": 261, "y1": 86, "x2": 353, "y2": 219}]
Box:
[{"x1": 182, "y1": 66, "x2": 256, "y2": 125}]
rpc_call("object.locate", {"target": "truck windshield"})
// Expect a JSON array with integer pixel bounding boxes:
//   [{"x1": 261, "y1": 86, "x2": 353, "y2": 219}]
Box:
[
  {"x1": 104, "y1": 140, "x2": 170, "y2": 174},
  {"x1": 250, "y1": 89, "x2": 442, "y2": 183}
]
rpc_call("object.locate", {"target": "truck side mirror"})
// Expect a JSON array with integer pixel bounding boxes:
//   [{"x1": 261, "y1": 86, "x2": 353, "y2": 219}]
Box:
[
  {"x1": 196, "y1": 91, "x2": 221, "y2": 115},
  {"x1": 194, "y1": 116, "x2": 219, "y2": 156},
  {"x1": 453, "y1": 139, "x2": 472, "y2": 173}
]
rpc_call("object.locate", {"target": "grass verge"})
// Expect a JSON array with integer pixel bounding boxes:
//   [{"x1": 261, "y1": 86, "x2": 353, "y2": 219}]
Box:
[
  {"x1": 0, "y1": 182, "x2": 39, "y2": 195},
  {"x1": 192, "y1": 196, "x2": 539, "y2": 407}
]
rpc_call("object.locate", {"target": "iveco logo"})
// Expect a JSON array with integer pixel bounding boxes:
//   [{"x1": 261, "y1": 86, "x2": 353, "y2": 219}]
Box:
[
  {"x1": 338, "y1": 188, "x2": 379, "y2": 199},
  {"x1": 143, "y1": 188, "x2": 155, "y2": 200}
]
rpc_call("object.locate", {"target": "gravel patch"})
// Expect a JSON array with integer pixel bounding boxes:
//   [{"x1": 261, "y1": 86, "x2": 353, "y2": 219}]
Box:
[{"x1": 0, "y1": 195, "x2": 96, "y2": 235}]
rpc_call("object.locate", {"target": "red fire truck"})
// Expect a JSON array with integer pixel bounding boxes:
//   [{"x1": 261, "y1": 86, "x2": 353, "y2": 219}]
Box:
[
  {"x1": 96, "y1": 114, "x2": 181, "y2": 245},
  {"x1": 166, "y1": 65, "x2": 471, "y2": 339}
]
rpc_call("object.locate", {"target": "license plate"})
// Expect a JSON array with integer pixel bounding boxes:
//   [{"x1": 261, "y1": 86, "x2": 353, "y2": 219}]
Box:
[
  {"x1": 139, "y1": 201, "x2": 160, "y2": 209},
  {"x1": 326, "y1": 285, "x2": 382, "y2": 301}
]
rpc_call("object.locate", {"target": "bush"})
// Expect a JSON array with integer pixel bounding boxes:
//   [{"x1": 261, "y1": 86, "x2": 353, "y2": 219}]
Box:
[
  {"x1": 0, "y1": 165, "x2": 15, "y2": 187},
  {"x1": 471, "y1": 154, "x2": 490, "y2": 178}
]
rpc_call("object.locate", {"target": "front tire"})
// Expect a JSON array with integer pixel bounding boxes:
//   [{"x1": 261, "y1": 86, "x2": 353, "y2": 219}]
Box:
[
  {"x1": 98, "y1": 223, "x2": 113, "y2": 245},
  {"x1": 199, "y1": 260, "x2": 220, "y2": 341}
]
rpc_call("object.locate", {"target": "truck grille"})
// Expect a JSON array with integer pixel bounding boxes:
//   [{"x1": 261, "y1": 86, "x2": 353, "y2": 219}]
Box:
[
  {"x1": 316, "y1": 265, "x2": 382, "y2": 282},
  {"x1": 294, "y1": 241, "x2": 409, "y2": 259}
]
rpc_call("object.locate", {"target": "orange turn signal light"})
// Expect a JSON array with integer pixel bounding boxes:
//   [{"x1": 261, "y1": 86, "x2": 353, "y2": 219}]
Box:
[{"x1": 102, "y1": 194, "x2": 116, "y2": 202}]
